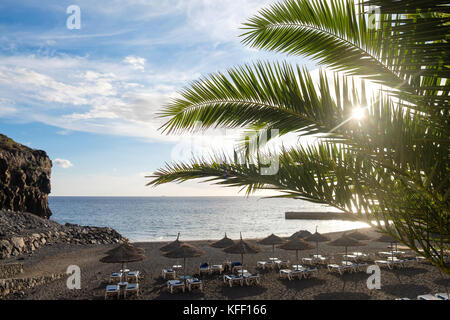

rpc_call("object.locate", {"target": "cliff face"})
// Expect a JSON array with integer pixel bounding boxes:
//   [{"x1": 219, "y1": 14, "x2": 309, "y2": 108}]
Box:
[{"x1": 0, "y1": 134, "x2": 52, "y2": 218}]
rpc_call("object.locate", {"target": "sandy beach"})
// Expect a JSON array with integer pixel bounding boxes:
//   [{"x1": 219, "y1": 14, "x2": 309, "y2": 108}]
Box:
[{"x1": 1, "y1": 228, "x2": 448, "y2": 300}]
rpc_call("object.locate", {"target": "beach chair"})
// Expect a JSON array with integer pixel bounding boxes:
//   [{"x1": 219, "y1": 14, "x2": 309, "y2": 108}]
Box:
[
  {"x1": 275, "y1": 260, "x2": 290, "y2": 269},
  {"x1": 167, "y1": 280, "x2": 185, "y2": 293},
  {"x1": 257, "y1": 261, "x2": 268, "y2": 270},
  {"x1": 327, "y1": 263, "x2": 354, "y2": 275},
  {"x1": 355, "y1": 262, "x2": 369, "y2": 272},
  {"x1": 417, "y1": 294, "x2": 442, "y2": 300},
  {"x1": 199, "y1": 263, "x2": 210, "y2": 275},
  {"x1": 162, "y1": 269, "x2": 176, "y2": 280},
  {"x1": 223, "y1": 274, "x2": 243, "y2": 287},
  {"x1": 279, "y1": 269, "x2": 293, "y2": 280},
  {"x1": 435, "y1": 293, "x2": 449, "y2": 300},
  {"x1": 231, "y1": 262, "x2": 243, "y2": 274},
  {"x1": 244, "y1": 273, "x2": 260, "y2": 286},
  {"x1": 210, "y1": 264, "x2": 224, "y2": 274},
  {"x1": 126, "y1": 271, "x2": 140, "y2": 283},
  {"x1": 109, "y1": 272, "x2": 123, "y2": 284},
  {"x1": 124, "y1": 283, "x2": 139, "y2": 299},
  {"x1": 105, "y1": 285, "x2": 120, "y2": 300},
  {"x1": 303, "y1": 267, "x2": 318, "y2": 278},
  {"x1": 395, "y1": 298, "x2": 411, "y2": 300},
  {"x1": 187, "y1": 278, "x2": 203, "y2": 292}
]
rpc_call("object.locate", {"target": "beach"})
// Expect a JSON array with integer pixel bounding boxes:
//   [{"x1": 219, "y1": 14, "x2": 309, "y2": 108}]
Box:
[{"x1": 2, "y1": 228, "x2": 449, "y2": 300}]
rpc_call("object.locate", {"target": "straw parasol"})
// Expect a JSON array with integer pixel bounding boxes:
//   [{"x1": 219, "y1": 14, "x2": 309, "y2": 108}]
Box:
[
  {"x1": 289, "y1": 230, "x2": 312, "y2": 240},
  {"x1": 278, "y1": 237, "x2": 315, "y2": 268},
  {"x1": 100, "y1": 242, "x2": 146, "y2": 278},
  {"x1": 223, "y1": 233, "x2": 261, "y2": 276},
  {"x1": 327, "y1": 234, "x2": 366, "y2": 257},
  {"x1": 258, "y1": 234, "x2": 285, "y2": 257},
  {"x1": 304, "y1": 227, "x2": 330, "y2": 257},
  {"x1": 160, "y1": 232, "x2": 184, "y2": 252},
  {"x1": 348, "y1": 230, "x2": 372, "y2": 241},
  {"x1": 210, "y1": 233, "x2": 235, "y2": 249},
  {"x1": 163, "y1": 243, "x2": 205, "y2": 285}
]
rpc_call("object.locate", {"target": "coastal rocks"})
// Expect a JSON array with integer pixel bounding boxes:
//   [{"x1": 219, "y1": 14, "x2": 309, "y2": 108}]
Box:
[
  {"x1": 0, "y1": 210, "x2": 125, "y2": 260},
  {"x1": 0, "y1": 134, "x2": 52, "y2": 218}
]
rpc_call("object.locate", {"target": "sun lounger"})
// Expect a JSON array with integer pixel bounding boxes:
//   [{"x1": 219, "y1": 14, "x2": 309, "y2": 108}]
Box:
[
  {"x1": 223, "y1": 274, "x2": 244, "y2": 287},
  {"x1": 279, "y1": 269, "x2": 293, "y2": 280},
  {"x1": 395, "y1": 298, "x2": 411, "y2": 300},
  {"x1": 162, "y1": 268, "x2": 176, "y2": 280},
  {"x1": 257, "y1": 261, "x2": 268, "y2": 270},
  {"x1": 435, "y1": 293, "x2": 449, "y2": 300},
  {"x1": 187, "y1": 278, "x2": 203, "y2": 292},
  {"x1": 355, "y1": 262, "x2": 369, "y2": 272},
  {"x1": 210, "y1": 264, "x2": 224, "y2": 274},
  {"x1": 303, "y1": 267, "x2": 318, "y2": 278},
  {"x1": 231, "y1": 262, "x2": 243, "y2": 274},
  {"x1": 243, "y1": 273, "x2": 260, "y2": 286},
  {"x1": 275, "y1": 260, "x2": 290, "y2": 269},
  {"x1": 126, "y1": 271, "x2": 140, "y2": 283},
  {"x1": 327, "y1": 263, "x2": 355, "y2": 275},
  {"x1": 105, "y1": 284, "x2": 120, "y2": 300},
  {"x1": 417, "y1": 294, "x2": 442, "y2": 300},
  {"x1": 124, "y1": 283, "x2": 139, "y2": 298},
  {"x1": 167, "y1": 280, "x2": 185, "y2": 293},
  {"x1": 109, "y1": 272, "x2": 123, "y2": 284},
  {"x1": 199, "y1": 263, "x2": 210, "y2": 275}
]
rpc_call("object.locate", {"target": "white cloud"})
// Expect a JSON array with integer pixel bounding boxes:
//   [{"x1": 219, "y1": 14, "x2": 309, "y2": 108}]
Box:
[
  {"x1": 54, "y1": 158, "x2": 74, "y2": 169},
  {"x1": 123, "y1": 55, "x2": 147, "y2": 71}
]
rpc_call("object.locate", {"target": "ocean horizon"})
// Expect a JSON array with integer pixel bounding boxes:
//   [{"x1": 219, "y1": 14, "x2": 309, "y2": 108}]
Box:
[{"x1": 49, "y1": 196, "x2": 369, "y2": 242}]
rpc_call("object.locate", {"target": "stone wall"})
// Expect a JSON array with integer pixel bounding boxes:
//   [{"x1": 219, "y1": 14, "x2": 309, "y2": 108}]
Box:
[{"x1": 0, "y1": 273, "x2": 64, "y2": 298}]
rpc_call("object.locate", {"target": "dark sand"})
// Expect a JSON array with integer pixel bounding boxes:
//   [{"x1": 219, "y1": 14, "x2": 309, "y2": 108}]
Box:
[{"x1": 2, "y1": 228, "x2": 449, "y2": 300}]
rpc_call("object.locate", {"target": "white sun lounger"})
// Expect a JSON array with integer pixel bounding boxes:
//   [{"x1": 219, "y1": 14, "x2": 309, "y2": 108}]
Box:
[
  {"x1": 162, "y1": 268, "x2": 176, "y2": 280},
  {"x1": 223, "y1": 274, "x2": 244, "y2": 287},
  {"x1": 417, "y1": 294, "x2": 442, "y2": 300},
  {"x1": 167, "y1": 280, "x2": 185, "y2": 293},
  {"x1": 126, "y1": 271, "x2": 140, "y2": 283},
  {"x1": 327, "y1": 263, "x2": 354, "y2": 275},
  {"x1": 279, "y1": 269, "x2": 293, "y2": 280},
  {"x1": 275, "y1": 260, "x2": 290, "y2": 269},
  {"x1": 124, "y1": 283, "x2": 139, "y2": 298},
  {"x1": 109, "y1": 272, "x2": 123, "y2": 284},
  {"x1": 435, "y1": 293, "x2": 449, "y2": 300},
  {"x1": 105, "y1": 284, "x2": 120, "y2": 300},
  {"x1": 187, "y1": 278, "x2": 203, "y2": 292},
  {"x1": 243, "y1": 273, "x2": 260, "y2": 286},
  {"x1": 210, "y1": 265, "x2": 224, "y2": 274},
  {"x1": 199, "y1": 263, "x2": 210, "y2": 275}
]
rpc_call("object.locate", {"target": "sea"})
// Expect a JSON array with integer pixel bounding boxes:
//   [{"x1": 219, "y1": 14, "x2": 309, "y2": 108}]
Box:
[{"x1": 49, "y1": 196, "x2": 369, "y2": 242}]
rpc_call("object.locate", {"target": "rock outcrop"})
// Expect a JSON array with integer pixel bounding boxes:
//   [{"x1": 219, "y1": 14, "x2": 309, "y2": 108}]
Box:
[
  {"x1": 0, "y1": 134, "x2": 52, "y2": 218},
  {"x1": 0, "y1": 210, "x2": 125, "y2": 260}
]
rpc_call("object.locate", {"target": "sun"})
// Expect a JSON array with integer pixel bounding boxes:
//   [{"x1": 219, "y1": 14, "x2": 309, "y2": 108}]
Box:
[{"x1": 352, "y1": 106, "x2": 365, "y2": 121}]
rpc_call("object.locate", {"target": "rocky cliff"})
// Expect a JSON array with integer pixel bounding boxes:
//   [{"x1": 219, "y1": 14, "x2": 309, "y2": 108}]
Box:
[{"x1": 0, "y1": 134, "x2": 52, "y2": 218}]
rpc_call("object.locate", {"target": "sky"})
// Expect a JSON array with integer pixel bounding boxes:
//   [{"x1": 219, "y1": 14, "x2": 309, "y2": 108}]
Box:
[{"x1": 0, "y1": 0, "x2": 316, "y2": 196}]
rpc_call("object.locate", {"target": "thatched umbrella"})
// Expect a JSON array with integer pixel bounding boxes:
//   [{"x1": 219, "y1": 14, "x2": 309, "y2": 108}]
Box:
[
  {"x1": 223, "y1": 233, "x2": 261, "y2": 276},
  {"x1": 376, "y1": 234, "x2": 398, "y2": 261},
  {"x1": 100, "y1": 242, "x2": 146, "y2": 280},
  {"x1": 328, "y1": 234, "x2": 366, "y2": 258},
  {"x1": 163, "y1": 243, "x2": 205, "y2": 285},
  {"x1": 289, "y1": 230, "x2": 312, "y2": 240},
  {"x1": 348, "y1": 230, "x2": 372, "y2": 241},
  {"x1": 211, "y1": 233, "x2": 235, "y2": 249},
  {"x1": 278, "y1": 237, "x2": 315, "y2": 269},
  {"x1": 258, "y1": 234, "x2": 285, "y2": 257},
  {"x1": 304, "y1": 227, "x2": 330, "y2": 257},
  {"x1": 160, "y1": 232, "x2": 184, "y2": 252}
]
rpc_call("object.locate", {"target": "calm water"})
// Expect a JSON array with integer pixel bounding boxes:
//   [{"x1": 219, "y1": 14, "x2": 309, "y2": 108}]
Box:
[{"x1": 49, "y1": 197, "x2": 369, "y2": 242}]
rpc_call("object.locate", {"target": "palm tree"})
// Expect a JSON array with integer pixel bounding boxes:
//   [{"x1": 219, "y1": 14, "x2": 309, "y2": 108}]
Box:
[{"x1": 148, "y1": 0, "x2": 449, "y2": 275}]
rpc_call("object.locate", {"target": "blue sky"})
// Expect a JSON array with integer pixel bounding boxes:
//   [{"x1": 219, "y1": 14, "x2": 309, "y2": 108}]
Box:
[{"x1": 0, "y1": 0, "x2": 315, "y2": 196}]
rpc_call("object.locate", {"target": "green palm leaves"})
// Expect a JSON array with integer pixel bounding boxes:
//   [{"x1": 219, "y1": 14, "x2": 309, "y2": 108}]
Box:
[{"x1": 148, "y1": 0, "x2": 449, "y2": 274}]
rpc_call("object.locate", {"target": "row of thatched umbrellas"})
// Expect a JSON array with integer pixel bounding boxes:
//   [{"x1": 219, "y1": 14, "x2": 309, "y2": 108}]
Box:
[{"x1": 99, "y1": 230, "x2": 399, "y2": 283}]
